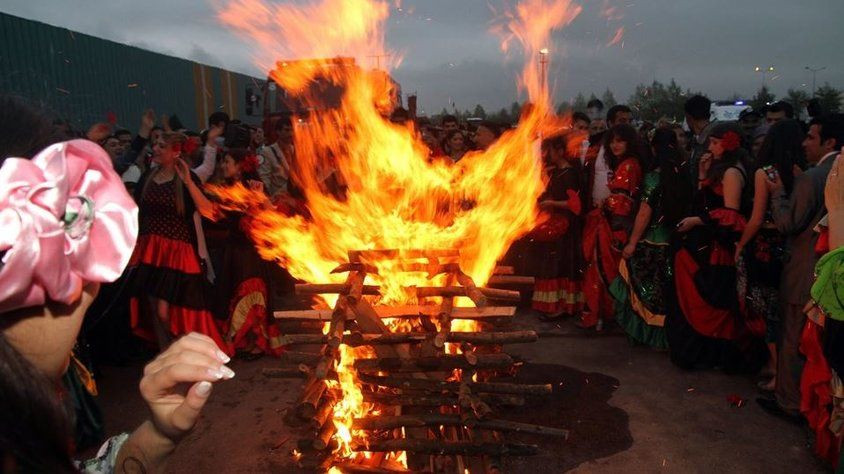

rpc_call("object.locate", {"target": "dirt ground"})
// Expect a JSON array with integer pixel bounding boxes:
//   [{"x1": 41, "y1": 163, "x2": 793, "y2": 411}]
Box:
[{"x1": 91, "y1": 312, "x2": 828, "y2": 473}]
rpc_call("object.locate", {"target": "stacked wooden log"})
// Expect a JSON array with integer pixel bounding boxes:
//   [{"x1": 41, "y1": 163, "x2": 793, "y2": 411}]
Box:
[{"x1": 272, "y1": 249, "x2": 562, "y2": 473}]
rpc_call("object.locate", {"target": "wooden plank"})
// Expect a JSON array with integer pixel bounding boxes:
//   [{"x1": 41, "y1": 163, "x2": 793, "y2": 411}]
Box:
[{"x1": 274, "y1": 305, "x2": 516, "y2": 321}]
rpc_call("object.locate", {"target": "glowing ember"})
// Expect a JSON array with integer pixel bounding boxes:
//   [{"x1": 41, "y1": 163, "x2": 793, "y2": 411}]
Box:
[{"x1": 216, "y1": 0, "x2": 581, "y2": 468}]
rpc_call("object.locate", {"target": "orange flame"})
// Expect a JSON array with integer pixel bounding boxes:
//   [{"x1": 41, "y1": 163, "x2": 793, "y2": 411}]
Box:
[{"x1": 217, "y1": 0, "x2": 580, "y2": 466}]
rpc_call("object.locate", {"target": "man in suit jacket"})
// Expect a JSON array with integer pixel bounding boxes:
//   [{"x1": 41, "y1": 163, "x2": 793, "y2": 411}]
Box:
[{"x1": 758, "y1": 115, "x2": 844, "y2": 419}]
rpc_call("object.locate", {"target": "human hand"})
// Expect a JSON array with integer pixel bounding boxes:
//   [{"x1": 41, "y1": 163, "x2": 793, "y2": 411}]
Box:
[
  {"x1": 734, "y1": 245, "x2": 744, "y2": 264},
  {"x1": 676, "y1": 216, "x2": 702, "y2": 233},
  {"x1": 139, "y1": 333, "x2": 232, "y2": 442},
  {"x1": 139, "y1": 109, "x2": 156, "y2": 138},
  {"x1": 622, "y1": 243, "x2": 636, "y2": 259},
  {"x1": 765, "y1": 172, "x2": 784, "y2": 195},
  {"x1": 207, "y1": 123, "x2": 225, "y2": 145},
  {"x1": 825, "y1": 151, "x2": 844, "y2": 213},
  {"x1": 174, "y1": 158, "x2": 192, "y2": 183},
  {"x1": 86, "y1": 122, "x2": 112, "y2": 143},
  {"x1": 247, "y1": 179, "x2": 264, "y2": 194},
  {"x1": 698, "y1": 152, "x2": 713, "y2": 179}
]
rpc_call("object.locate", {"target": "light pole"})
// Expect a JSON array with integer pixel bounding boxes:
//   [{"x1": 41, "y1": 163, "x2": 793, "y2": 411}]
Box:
[
  {"x1": 754, "y1": 65, "x2": 775, "y2": 88},
  {"x1": 805, "y1": 66, "x2": 826, "y2": 97},
  {"x1": 539, "y1": 48, "x2": 549, "y2": 98}
]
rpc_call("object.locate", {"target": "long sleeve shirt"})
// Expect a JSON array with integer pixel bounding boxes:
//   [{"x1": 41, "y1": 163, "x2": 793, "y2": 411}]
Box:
[{"x1": 770, "y1": 152, "x2": 837, "y2": 304}]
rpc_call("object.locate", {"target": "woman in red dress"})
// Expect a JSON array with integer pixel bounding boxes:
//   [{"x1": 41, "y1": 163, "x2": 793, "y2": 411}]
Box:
[
  {"x1": 127, "y1": 132, "x2": 231, "y2": 354},
  {"x1": 665, "y1": 123, "x2": 766, "y2": 372},
  {"x1": 581, "y1": 124, "x2": 645, "y2": 330},
  {"x1": 180, "y1": 149, "x2": 284, "y2": 358}
]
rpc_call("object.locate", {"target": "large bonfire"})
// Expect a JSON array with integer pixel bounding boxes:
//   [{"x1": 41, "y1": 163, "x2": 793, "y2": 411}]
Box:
[{"x1": 215, "y1": 0, "x2": 582, "y2": 469}]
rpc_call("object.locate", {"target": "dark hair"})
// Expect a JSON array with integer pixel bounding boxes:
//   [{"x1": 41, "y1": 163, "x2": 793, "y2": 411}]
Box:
[
  {"x1": 150, "y1": 125, "x2": 164, "y2": 135},
  {"x1": 684, "y1": 95, "x2": 711, "y2": 120},
  {"x1": 706, "y1": 122, "x2": 751, "y2": 184},
  {"x1": 606, "y1": 105, "x2": 631, "y2": 124},
  {"x1": 274, "y1": 116, "x2": 293, "y2": 132},
  {"x1": 603, "y1": 123, "x2": 647, "y2": 170},
  {"x1": 114, "y1": 128, "x2": 131, "y2": 138},
  {"x1": 208, "y1": 111, "x2": 230, "y2": 128},
  {"x1": 651, "y1": 128, "x2": 691, "y2": 226},
  {"x1": 754, "y1": 120, "x2": 805, "y2": 195},
  {"x1": 390, "y1": 107, "x2": 410, "y2": 123},
  {"x1": 441, "y1": 114, "x2": 458, "y2": 126},
  {"x1": 441, "y1": 130, "x2": 465, "y2": 154},
  {"x1": 476, "y1": 121, "x2": 502, "y2": 138},
  {"x1": 587, "y1": 98, "x2": 604, "y2": 110},
  {"x1": 544, "y1": 132, "x2": 583, "y2": 170},
  {"x1": 0, "y1": 331, "x2": 77, "y2": 473},
  {"x1": 767, "y1": 101, "x2": 794, "y2": 119},
  {"x1": 225, "y1": 148, "x2": 261, "y2": 182},
  {"x1": 810, "y1": 115, "x2": 844, "y2": 150},
  {"x1": 807, "y1": 98, "x2": 824, "y2": 118},
  {"x1": 0, "y1": 95, "x2": 67, "y2": 164},
  {"x1": 572, "y1": 111, "x2": 590, "y2": 124}
]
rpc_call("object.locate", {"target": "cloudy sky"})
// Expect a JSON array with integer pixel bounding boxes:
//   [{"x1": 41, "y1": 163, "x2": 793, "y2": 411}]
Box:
[{"x1": 3, "y1": 0, "x2": 843, "y2": 114}]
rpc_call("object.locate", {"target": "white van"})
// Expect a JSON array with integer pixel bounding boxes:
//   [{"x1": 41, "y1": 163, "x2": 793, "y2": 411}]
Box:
[{"x1": 710, "y1": 100, "x2": 752, "y2": 122}]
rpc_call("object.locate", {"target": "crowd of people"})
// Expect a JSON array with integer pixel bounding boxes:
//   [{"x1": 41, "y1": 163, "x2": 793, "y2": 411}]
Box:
[
  {"x1": 1, "y1": 89, "x2": 844, "y2": 471},
  {"x1": 505, "y1": 96, "x2": 844, "y2": 469}
]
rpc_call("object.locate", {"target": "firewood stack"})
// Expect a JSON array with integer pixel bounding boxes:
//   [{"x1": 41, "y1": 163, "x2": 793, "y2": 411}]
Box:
[{"x1": 271, "y1": 249, "x2": 566, "y2": 473}]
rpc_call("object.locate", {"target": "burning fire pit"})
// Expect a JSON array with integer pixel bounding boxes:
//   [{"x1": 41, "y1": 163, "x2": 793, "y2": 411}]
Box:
[{"x1": 272, "y1": 249, "x2": 568, "y2": 472}]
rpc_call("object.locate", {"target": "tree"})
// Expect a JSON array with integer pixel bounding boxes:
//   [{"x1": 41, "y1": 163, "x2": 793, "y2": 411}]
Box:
[
  {"x1": 816, "y1": 83, "x2": 842, "y2": 113},
  {"x1": 571, "y1": 93, "x2": 587, "y2": 112},
  {"x1": 627, "y1": 79, "x2": 687, "y2": 122},
  {"x1": 508, "y1": 101, "x2": 522, "y2": 122},
  {"x1": 750, "y1": 86, "x2": 776, "y2": 111},
  {"x1": 785, "y1": 88, "x2": 810, "y2": 119},
  {"x1": 601, "y1": 88, "x2": 618, "y2": 109},
  {"x1": 472, "y1": 104, "x2": 487, "y2": 119}
]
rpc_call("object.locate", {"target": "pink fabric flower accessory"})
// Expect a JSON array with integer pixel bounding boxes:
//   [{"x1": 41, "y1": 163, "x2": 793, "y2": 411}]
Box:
[{"x1": 0, "y1": 139, "x2": 138, "y2": 313}]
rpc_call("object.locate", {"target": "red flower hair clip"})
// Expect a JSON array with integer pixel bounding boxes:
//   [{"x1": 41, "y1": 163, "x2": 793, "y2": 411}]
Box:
[
  {"x1": 171, "y1": 138, "x2": 200, "y2": 156},
  {"x1": 721, "y1": 131, "x2": 741, "y2": 152},
  {"x1": 241, "y1": 154, "x2": 260, "y2": 174}
]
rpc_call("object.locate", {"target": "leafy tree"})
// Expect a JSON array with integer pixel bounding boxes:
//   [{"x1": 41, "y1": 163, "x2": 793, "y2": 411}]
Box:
[
  {"x1": 750, "y1": 86, "x2": 776, "y2": 111},
  {"x1": 816, "y1": 83, "x2": 842, "y2": 113},
  {"x1": 627, "y1": 79, "x2": 687, "y2": 122},
  {"x1": 472, "y1": 104, "x2": 487, "y2": 119},
  {"x1": 556, "y1": 101, "x2": 571, "y2": 115},
  {"x1": 785, "y1": 88, "x2": 810, "y2": 119},
  {"x1": 571, "y1": 93, "x2": 588, "y2": 112},
  {"x1": 601, "y1": 88, "x2": 618, "y2": 109},
  {"x1": 508, "y1": 101, "x2": 523, "y2": 122}
]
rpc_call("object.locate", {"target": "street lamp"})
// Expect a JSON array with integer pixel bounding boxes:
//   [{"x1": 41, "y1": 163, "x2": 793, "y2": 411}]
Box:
[
  {"x1": 754, "y1": 65, "x2": 775, "y2": 87},
  {"x1": 805, "y1": 66, "x2": 827, "y2": 97},
  {"x1": 539, "y1": 48, "x2": 549, "y2": 97}
]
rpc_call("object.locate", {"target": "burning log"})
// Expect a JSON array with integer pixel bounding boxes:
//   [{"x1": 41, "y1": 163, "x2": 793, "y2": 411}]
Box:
[
  {"x1": 308, "y1": 329, "x2": 537, "y2": 347},
  {"x1": 347, "y1": 271, "x2": 366, "y2": 304},
  {"x1": 332, "y1": 464, "x2": 422, "y2": 474},
  {"x1": 351, "y1": 439, "x2": 539, "y2": 456},
  {"x1": 454, "y1": 272, "x2": 487, "y2": 307},
  {"x1": 310, "y1": 399, "x2": 335, "y2": 430},
  {"x1": 493, "y1": 265, "x2": 514, "y2": 275},
  {"x1": 330, "y1": 262, "x2": 379, "y2": 274},
  {"x1": 296, "y1": 377, "x2": 327, "y2": 419},
  {"x1": 353, "y1": 354, "x2": 513, "y2": 373},
  {"x1": 351, "y1": 415, "x2": 569, "y2": 438},
  {"x1": 357, "y1": 373, "x2": 552, "y2": 395},
  {"x1": 415, "y1": 286, "x2": 520, "y2": 302},
  {"x1": 487, "y1": 275, "x2": 535, "y2": 285},
  {"x1": 328, "y1": 297, "x2": 349, "y2": 348},
  {"x1": 362, "y1": 392, "x2": 524, "y2": 407},
  {"x1": 274, "y1": 305, "x2": 516, "y2": 321},
  {"x1": 295, "y1": 283, "x2": 380, "y2": 296},
  {"x1": 348, "y1": 249, "x2": 459, "y2": 262},
  {"x1": 312, "y1": 418, "x2": 337, "y2": 450}
]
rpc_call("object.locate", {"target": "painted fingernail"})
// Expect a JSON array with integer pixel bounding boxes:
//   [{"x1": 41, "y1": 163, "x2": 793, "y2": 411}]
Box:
[
  {"x1": 220, "y1": 365, "x2": 236, "y2": 379},
  {"x1": 216, "y1": 350, "x2": 231, "y2": 364},
  {"x1": 207, "y1": 368, "x2": 224, "y2": 380},
  {"x1": 196, "y1": 381, "x2": 213, "y2": 397}
]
